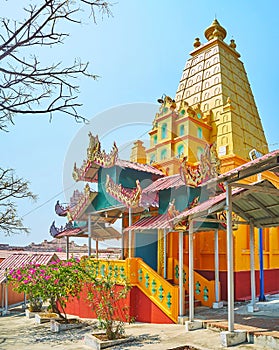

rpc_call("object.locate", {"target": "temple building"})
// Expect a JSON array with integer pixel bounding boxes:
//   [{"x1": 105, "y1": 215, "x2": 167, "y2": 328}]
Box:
[{"x1": 51, "y1": 20, "x2": 279, "y2": 326}]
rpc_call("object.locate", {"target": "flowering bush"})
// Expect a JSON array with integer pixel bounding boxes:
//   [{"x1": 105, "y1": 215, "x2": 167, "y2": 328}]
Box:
[
  {"x1": 8, "y1": 258, "x2": 85, "y2": 319},
  {"x1": 85, "y1": 260, "x2": 132, "y2": 340}
]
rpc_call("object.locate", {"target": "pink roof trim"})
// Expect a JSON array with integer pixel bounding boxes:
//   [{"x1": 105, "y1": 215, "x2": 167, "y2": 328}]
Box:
[
  {"x1": 204, "y1": 149, "x2": 279, "y2": 186},
  {"x1": 116, "y1": 159, "x2": 164, "y2": 176},
  {"x1": 143, "y1": 174, "x2": 184, "y2": 193},
  {"x1": 174, "y1": 187, "x2": 244, "y2": 220},
  {"x1": 124, "y1": 213, "x2": 173, "y2": 231}
]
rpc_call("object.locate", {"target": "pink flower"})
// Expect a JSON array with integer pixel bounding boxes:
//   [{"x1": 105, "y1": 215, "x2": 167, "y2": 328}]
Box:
[
  {"x1": 54, "y1": 279, "x2": 59, "y2": 285},
  {"x1": 45, "y1": 275, "x2": 51, "y2": 280},
  {"x1": 23, "y1": 280, "x2": 29, "y2": 284}
]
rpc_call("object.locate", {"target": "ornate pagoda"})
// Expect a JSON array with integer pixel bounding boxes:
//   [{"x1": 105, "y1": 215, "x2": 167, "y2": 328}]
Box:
[{"x1": 50, "y1": 20, "x2": 279, "y2": 326}]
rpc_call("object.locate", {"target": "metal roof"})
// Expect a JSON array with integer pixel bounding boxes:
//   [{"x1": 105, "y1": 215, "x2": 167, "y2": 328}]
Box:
[
  {"x1": 126, "y1": 180, "x2": 279, "y2": 231},
  {"x1": 56, "y1": 224, "x2": 121, "y2": 241},
  {"x1": 0, "y1": 253, "x2": 58, "y2": 283},
  {"x1": 124, "y1": 214, "x2": 173, "y2": 231},
  {"x1": 116, "y1": 159, "x2": 164, "y2": 176},
  {"x1": 203, "y1": 149, "x2": 279, "y2": 187},
  {"x1": 174, "y1": 180, "x2": 279, "y2": 228},
  {"x1": 143, "y1": 174, "x2": 184, "y2": 193}
]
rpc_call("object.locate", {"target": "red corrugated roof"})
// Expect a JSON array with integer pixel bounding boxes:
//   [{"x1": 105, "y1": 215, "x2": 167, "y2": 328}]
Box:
[
  {"x1": 124, "y1": 214, "x2": 173, "y2": 231},
  {"x1": 143, "y1": 174, "x2": 184, "y2": 193},
  {"x1": 116, "y1": 159, "x2": 164, "y2": 176},
  {"x1": 56, "y1": 225, "x2": 121, "y2": 241},
  {"x1": 126, "y1": 188, "x2": 245, "y2": 231},
  {"x1": 174, "y1": 187, "x2": 244, "y2": 221},
  {"x1": 204, "y1": 149, "x2": 279, "y2": 186},
  {"x1": 0, "y1": 253, "x2": 58, "y2": 283},
  {"x1": 56, "y1": 227, "x2": 87, "y2": 238}
]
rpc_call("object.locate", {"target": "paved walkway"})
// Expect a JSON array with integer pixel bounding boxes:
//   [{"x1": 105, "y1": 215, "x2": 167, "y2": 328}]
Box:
[{"x1": 0, "y1": 296, "x2": 278, "y2": 349}]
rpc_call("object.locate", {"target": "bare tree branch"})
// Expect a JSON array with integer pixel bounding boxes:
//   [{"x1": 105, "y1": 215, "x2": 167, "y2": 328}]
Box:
[
  {"x1": 0, "y1": 168, "x2": 37, "y2": 235},
  {"x1": 0, "y1": 0, "x2": 113, "y2": 130}
]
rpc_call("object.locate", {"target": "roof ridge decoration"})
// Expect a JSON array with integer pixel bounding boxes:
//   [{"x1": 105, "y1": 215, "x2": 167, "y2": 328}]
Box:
[
  {"x1": 73, "y1": 159, "x2": 93, "y2": 182},
  {"x1": 72, "y1": 132, "x2": 118, "y2": 182},
  {"x1": 105, "y1": 174, "x2": 142, "y2": 208},
  {"x1": 67, "y1": 183, "x2": 95, "y2": 221},
  {"x1": 50, "y1": 221, "x2": 86, "y2": 238},
  {"x1": 87, "y1": 132, "x2": 118, "y2": 167},
  {"x1": 152, "y1": 95, "x2": 177, "y2": 127},
  {"x1": 180, "y1": 143, "x2": 221, "y2": 187}
]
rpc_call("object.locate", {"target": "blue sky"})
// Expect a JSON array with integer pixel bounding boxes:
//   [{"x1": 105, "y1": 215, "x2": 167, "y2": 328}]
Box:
[{"x1": 1, "y1": 0, "x2": 279, "y2": 247}]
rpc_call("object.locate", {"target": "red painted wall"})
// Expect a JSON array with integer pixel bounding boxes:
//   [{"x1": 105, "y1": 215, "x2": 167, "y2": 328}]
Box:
[
  {"x1": 197, "y1": 269, "x2": 279, "y2": 301},
  {"x1": 64, "y1": 285, "x2": 174, "y2": 324}
]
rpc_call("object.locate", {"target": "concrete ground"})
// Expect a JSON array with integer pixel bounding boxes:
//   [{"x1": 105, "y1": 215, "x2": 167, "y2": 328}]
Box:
[{"x1": 0, "y1": 295, "x2": 278, "y2": 349}]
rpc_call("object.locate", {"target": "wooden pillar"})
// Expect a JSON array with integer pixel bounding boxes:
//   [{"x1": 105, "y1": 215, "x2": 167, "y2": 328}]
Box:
[
  {"x1": 188, "y1": 221, "x2": 194, "y2": 322},
  {"x1": 225, "y1": 182, "x2": 234, "y2": 332},
  {"x1": 96, "y1": 239, "x2": 99, "y2": 259},
  {"x1": 163, "y1": 229, "x2": 167, "y2": 279},
  {"x1": 249, "y1": 221, "x2": 256, "y2": 308},
  {"x1": 66, "y1": 236, "x2": 69, "y2": 260},
  {"x1": 88, "y1": 214, "x2": 92, "y2": 256},
  {"x1": 179, "y1": 230, "x2": 185, "y2": 316},
  {"x1": 128, "y1": 208, "x2": 132, "y2": 258}
]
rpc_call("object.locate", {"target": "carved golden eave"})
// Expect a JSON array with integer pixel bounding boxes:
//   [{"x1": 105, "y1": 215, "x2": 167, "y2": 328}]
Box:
[
  {"x1": 87, "y1": 132, "x2": 118, "y2": 167},
  {"x1": 180, "y1": 143, "x2": 221, "y2": 187},
  {"x1": 106, "y1": 174, "x2": 142, "y2": 208},
  {"x1": 72, "y1": 133, "x2": 118, "y2": 182},
  {"x1": 68, "y1": 183, "x2": 97, "y2": 221},
  {"x1": 72, "y1": 160, "x2": 93, "y2": 182}
]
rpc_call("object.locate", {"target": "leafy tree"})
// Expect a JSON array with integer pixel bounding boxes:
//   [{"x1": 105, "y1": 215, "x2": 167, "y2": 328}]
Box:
[
  {"x1": 0, "y1": 0, "x2": 112, "y2": 130},
  {"x1": 0, "y1": 167, "x2": 36, "y2": 235}
]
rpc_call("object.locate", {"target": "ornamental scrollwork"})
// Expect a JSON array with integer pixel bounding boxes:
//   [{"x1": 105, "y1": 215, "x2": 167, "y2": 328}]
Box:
[{"x1": 105, "y1": 174, "x2": 142, "y2": 208}]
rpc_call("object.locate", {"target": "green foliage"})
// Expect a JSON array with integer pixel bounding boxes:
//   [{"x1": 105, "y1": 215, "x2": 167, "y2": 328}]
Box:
[{"x1": 85, "y1": 259, "x2": 132, "y2": 340}]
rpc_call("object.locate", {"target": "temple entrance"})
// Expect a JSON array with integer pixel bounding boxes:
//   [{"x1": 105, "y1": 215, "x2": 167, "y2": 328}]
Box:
[{"x1": 135, "y1": 231, "x2": 158, "y2": 271}]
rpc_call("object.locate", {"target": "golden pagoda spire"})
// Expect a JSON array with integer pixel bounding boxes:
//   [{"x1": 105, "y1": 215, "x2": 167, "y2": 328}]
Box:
[{"x1": 204, "y1": 19, "x2": 227, "y2": 41}]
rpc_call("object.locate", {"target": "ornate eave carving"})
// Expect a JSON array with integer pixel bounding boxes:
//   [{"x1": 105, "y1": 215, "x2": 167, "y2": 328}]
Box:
[
  {"x1": 49, "y1": 221, "x2": 87, "y2": 238},
  {"x1": 87, "y1": 132, "x2": 118, "y2": 167},
  {"x1": 106, "y1": 174, "x2": 142, "y2": 208},
  {"x1": 72, "y1": 133, "x2": 118, "y2": 182},
  {"x1": 72, "y1": 159, "x2": 93, "y2": 182},
  {"x1": 68, "y1": 183, "x2": 94, "y2": 221},
  {"x1": 180, "y1": 143, "x2": 221, "y2": 187}
]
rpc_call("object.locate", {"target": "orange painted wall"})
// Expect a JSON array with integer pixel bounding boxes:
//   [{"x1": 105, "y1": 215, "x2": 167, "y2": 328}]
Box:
[{"x1": 0, "y1": 284, "x2": 25, "y2": 307}]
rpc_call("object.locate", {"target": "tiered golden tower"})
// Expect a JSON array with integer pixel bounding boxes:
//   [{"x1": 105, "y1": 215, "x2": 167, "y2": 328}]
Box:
[{"x1": 145, "y1": 19, "x2": 268, "y2": 175}]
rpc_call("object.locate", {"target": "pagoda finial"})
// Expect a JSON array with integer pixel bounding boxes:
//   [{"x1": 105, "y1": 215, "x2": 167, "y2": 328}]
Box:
[{"x1": 204, "y1": 19, "x2": 227, "y2": 41}]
